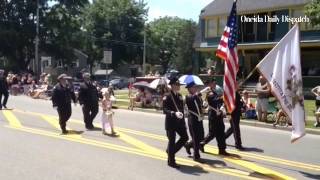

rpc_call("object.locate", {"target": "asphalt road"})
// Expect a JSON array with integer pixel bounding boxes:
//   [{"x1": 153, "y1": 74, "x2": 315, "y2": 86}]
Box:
[{"x1": 0, "y1": 96, "x2": 320, "y2": 180}]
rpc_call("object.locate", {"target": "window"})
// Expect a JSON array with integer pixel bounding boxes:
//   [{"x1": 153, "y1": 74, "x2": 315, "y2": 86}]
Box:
[
  {"x1": 206, "y1": 18, "x2": 217, "y2": 38},
  {"x1": 56, "y1": 60, "x2": 63, "y2": 68},
  {"x1": 218, "y1": 17, "x2": 227, "y2": 36}
]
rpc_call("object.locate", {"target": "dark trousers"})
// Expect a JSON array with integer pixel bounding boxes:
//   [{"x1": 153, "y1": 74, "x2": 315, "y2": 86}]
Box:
[
  {"x1": 0, "y1": 90, "x2": 9, "y2": 109},
  {"x1": 57, "y1": 104, "x2": 72, "y2": 131},
  {"x1": 187, "y1": 117, "x2": 204, "y2": 158},
  {"x1": 225, "y1": 111, "x2": 242, "y2": 147},
  {"x1": 166, "y1": 126, "x2": 189, "y2": 165},
  {"x1": 82, "y1": 104, "x2": 99, "y2": 128},
  {"x1": 203, "y1": 110, "x2": 226, "y2": 150}
]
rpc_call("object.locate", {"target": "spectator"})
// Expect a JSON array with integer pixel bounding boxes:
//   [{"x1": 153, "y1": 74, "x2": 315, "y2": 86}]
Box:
[
  {"x1": 0, "y1": 70, "x2": 9, "y2": 109},
  {"x1": 255, "y1": 76, "x2": 270, "y2": 122},
  {"x1": 311, "y1": 86, "x2": 320, "y2": 127},
  {"x1": 242, "y1": 90, "x2": 256, "y2": 119}
]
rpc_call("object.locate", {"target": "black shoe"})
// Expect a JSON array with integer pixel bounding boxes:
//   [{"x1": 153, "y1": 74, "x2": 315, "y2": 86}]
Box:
[
  {"x1": 61, "y1": 130, "x2": 68, "y2": 135},
  {"x1": 193, "y1": 156, "x2": 201, "y2": 162},
  {"x1": 219, "y1": 150, "x2": 231, "y2": 156},
  {"x1": 168, "y1": 163, "x2": 180, "y2": 169},
  {"x1": 3, "y1": 105, "x2": 7, "y2": 109},
  {"x1": 236, "y1": 146, "x2": 245, "y2": 151},
  {"x1": 184, "y1": 145, "x2": 191, "y2": 155},
  {"x1": 200, "y1": 144, "x2": 205, "y2": 153}
]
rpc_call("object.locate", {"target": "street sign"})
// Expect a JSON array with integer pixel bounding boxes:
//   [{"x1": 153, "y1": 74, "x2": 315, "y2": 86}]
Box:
[{"x1": 103, "y1": 50, "x2": 112, "y2": 64}]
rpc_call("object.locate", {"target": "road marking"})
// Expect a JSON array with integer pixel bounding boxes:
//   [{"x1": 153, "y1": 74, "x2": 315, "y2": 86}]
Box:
[
  {"x1": 4, "y1": 125, "x2": 260, "y2": 180},
  {"x1": 10, "y1": 109, "x2": 316, "y2": 177},
  {"x1": 41, "y1": 115, "x2": 82, "y2": 138},
  {"x1": 2, "y1": 110, "x2": 23, "y2": 128},
  {"x1": 113, "y1": 126, "x2": 320, "y2": 172}
]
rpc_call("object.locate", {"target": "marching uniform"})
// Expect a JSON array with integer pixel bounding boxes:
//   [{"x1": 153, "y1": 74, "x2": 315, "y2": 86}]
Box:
[
  {"x1": 163, "y1": 78, "x2": 188, "y2": 168},
  {"x1": 225, "y1": 91, "x2": 244, "y2": 150},
  {"x1": 185, "y1": 91, "x2": 204, "y2": 160},
  {"x1": 0, "y1": 71, "x2": 9, "y2": 109},
  {"x1": 78, "y1": 74, "x2": 100, "y2": 129},
  {"x1": 52, "y1": 74, "x2": 76, "y2": 134},
  {"x1": 201, "y1": 79, "x2": 229, "y2": 155}
]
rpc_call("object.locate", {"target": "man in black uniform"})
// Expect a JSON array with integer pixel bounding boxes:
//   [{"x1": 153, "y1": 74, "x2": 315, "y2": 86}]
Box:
[
  {"x1": 52, "y1": 74, "x2": 76, "y2": 134},
  {"x1": 200, "y1": 78, "x2": 230, "y2": 156},
  {"x1": 163, "y1": 77, "x2": 188, "y2": 168},
  {"x1": 184, "y1": 81, "x2": 204, "y2": 161},
  {"x1": 78, "y1": 73, "x2": 100, "y2": 130},
  {"x1": 225, "y1": 84, "x2": 244, "y2": 150},
  {"x1": 0, "y1": 70, "x2": 9, "y2": 110}
]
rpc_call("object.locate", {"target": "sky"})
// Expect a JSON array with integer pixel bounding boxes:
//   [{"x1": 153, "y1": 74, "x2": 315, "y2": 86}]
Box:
[
  {"x1": 49, "y1": 0, "x2": 213, "y2": 22},
  {"x1": 144, "y1": 0, "x2": 213, "y2": 21}
]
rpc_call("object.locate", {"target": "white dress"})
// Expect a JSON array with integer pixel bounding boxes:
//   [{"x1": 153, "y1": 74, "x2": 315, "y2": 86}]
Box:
[{"x1": 101, "y1": 100, "x2": 113, "y2": 130}]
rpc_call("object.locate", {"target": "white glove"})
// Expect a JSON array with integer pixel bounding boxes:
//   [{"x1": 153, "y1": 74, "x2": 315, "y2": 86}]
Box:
[
  {"x1": 220, "y1": 106, "x2": 226, "y2": 116},
  {"x1": 203, "y1": 101, "x2": 208, "y2": 107},
  {"x1": 175, "y1": 112, "x2": 184, "y2": 119}
]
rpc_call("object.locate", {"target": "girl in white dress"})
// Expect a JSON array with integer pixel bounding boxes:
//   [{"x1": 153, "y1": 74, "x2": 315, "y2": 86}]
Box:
[{"x1": 101, "y1": 91, "x2": 115, "y2": 135}]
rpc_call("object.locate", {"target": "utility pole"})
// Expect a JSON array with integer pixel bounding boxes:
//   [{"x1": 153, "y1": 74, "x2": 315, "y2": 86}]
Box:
[
  {"x1": 142, "y1": 26, "x2": 146, "y2": 76},
  {"x1": 35, "y1": 0, "x2": 40, "y2": 75}
]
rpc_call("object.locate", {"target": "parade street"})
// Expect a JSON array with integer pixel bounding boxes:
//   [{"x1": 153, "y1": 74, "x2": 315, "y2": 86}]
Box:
[{"x1": 0, "y1": 96, "x2": 318, "y2": 180}]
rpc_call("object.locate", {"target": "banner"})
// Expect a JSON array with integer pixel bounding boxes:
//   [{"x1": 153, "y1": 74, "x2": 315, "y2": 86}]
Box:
[{"x1": 256, "y1": 24, "x2": 305, "y2": 143}]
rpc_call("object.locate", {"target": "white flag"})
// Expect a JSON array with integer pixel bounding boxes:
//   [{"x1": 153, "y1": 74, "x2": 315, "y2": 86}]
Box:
[{"x1": 257, "y1": 24, "x2": 305, "y2": 143}]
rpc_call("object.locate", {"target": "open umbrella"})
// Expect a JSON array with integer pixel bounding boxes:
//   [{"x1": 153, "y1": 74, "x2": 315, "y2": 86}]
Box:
[
  {"x1": 149, "y1": 77, "x2": 169, "y2": 89},
  {"x1": 133, "y1": 81, "x2": 149, "y2": 89},
  {"x1": 179, "y1": 75, "x2": 204, "y2": 86}
]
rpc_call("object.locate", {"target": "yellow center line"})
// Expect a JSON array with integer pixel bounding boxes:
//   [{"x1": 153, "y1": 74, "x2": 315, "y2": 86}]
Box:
[
  {"x1": 10, "y1": 109, "x2": 314, "y2": 177},
  {"x1": 41, "y1": 115, "x2": 82, "y2": 138},
  {"x1": 2, "y1": 110, "x2": 23, "y2": 128},
  {"x1": 4, "y1": 125, "x2": 259, "y2": 180}
]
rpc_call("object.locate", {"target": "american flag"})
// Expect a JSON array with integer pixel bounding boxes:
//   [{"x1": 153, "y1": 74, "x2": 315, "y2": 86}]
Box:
[{"x1": 216, "y1": 0, "x2": 239, "y2": 113}]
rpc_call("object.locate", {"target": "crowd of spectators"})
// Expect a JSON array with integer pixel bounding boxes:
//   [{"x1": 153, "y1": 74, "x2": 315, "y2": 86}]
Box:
[{"x1": 5, "y1": 72, "x2": 53, "y2": 99}]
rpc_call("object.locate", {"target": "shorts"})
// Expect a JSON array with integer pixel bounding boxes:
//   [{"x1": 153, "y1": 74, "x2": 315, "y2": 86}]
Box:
[{"x1": 256, "y1": 98, "x2": 268, "y2": 112}]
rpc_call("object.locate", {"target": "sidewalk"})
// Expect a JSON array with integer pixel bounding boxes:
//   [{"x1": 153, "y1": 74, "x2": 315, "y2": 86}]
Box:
[{"x1": 115, "y1": 104, "x2": 320, "y2": 136}]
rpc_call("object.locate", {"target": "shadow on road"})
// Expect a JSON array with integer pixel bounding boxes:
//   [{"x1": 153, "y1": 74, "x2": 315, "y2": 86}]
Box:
[
  {"x1": 299, "y1": 171, "x2": 320, "y2": 179},
  {"x1": 178, "y1": 158, "x2": 227, "y2": 176},
  {"x1": 68, "y1": 130, "x2": 84, "y2": 135},
  {"x1": 227, "y1": 144, "x2": 264, "y2": 153}
]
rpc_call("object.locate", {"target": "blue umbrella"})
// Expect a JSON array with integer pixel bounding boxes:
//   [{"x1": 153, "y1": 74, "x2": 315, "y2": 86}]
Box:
[{"x1": 179, "y1": 75, "x2": 204, "y2": 85}]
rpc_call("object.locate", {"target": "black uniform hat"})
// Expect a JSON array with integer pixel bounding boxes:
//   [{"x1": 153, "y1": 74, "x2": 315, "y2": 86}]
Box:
[
  {"x1": 169, "y1": 77, "x2": 180, "y2": 85},
  {"x1": 186, "y1": 81, "x2": 196, "y2": 88}
]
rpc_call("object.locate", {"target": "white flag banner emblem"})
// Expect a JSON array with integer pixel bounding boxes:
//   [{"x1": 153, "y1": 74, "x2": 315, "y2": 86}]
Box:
[{"x1": 257, "y1": 24, "x2": 306, "y2": 143}]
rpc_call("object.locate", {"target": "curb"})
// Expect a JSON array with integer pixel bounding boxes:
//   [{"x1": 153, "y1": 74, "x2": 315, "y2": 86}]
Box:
[{"x1": 115, "y1": 105, "x2": 320, "y2": 136}]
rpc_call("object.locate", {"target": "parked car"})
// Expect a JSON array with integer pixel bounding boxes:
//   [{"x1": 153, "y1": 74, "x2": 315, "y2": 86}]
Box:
[
  {"x1": 109, "y1": 78, "x2": 129, "y2": 89},
  {"x1": 98, "y1": 80, "x2": 110, "y2": 87}
]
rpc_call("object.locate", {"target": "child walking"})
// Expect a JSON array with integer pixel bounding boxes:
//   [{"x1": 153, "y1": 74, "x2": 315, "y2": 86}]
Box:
[{"x1": 101, "y1": 91, "x2": 116, "y2": 135}]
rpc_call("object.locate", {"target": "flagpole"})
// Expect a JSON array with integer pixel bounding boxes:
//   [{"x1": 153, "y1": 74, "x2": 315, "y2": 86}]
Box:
[{"x1": 239, "y1": 66, "x2": 257, "y2": 87}]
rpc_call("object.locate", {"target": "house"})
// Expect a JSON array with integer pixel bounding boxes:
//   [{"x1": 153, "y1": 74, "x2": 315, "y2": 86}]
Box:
[
  {"x1": 194, "y1": 0, "x2": 320, "y2": 88},
  {"x1": 40, "y1": 49, "x2": 88, "y2": 78}
]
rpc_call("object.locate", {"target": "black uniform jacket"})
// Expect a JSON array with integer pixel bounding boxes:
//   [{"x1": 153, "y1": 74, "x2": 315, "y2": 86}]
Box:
[
  {"x1": 0, "y1": 78, "x2": 8, "y2": 93},
  {"x1": 78, "y1": 82, "x2": 99, "y2": 106},
  {"x1": 206, "y1": 89, "x2": 223, "y2": 112},
  {"x1": 163, "y1": 91, "x2": 186, "y2": 130},
  {"x1": 185, "y1": 94, "x2": 203, "y2": 121},
  {"x1": 52, "y1": 83, "x2": 76, "y2": 108}
]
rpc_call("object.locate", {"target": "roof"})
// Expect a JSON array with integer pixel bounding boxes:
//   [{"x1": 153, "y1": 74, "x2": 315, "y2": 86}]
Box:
[{"x1": 201, "y1": 0, "x2": 311, "y2": 17}]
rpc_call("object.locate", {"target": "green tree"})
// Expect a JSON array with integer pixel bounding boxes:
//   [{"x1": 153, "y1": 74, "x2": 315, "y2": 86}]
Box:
[
  {"x1": 0, "y1": 0, "x2": 48, "y2": 70},
  {"x1": 82, "y1": 0, "x2": 147, "y2": 70},
  {"x1": 42, "y1": 0, "x2": 89, "y2": 66},
  {"x1": 305, "y1": 0, "x2": 320, "y2": 27},
  {"x1": 147, "y1": 17, "x2": 196, "y2": 74}
]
